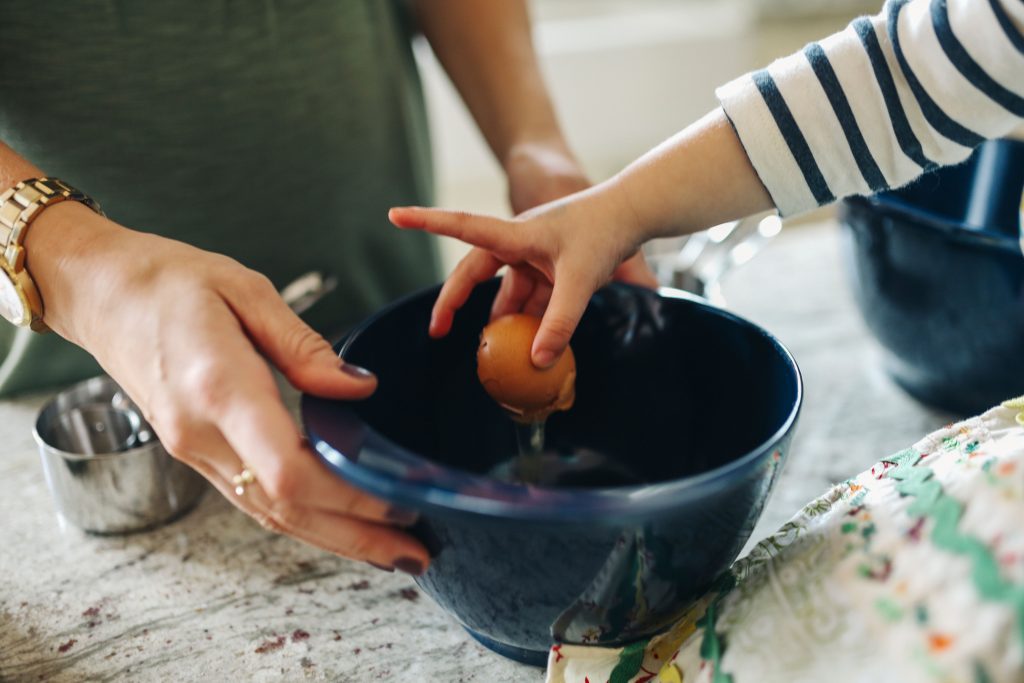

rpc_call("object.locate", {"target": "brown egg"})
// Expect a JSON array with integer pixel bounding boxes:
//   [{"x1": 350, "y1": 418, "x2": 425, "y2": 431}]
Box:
[{"x1": 477, "y1": 313, "x2": 576, "y2": 422}]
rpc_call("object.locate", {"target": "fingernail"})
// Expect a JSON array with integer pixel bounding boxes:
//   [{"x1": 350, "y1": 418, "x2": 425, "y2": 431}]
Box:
[
  {"x1": 533, "y1": 349, "x2": 556, "y2": 368},
  {"x1": 369, "y1": 561, "x2": 394, "y2": 573},
  {"x1": 340, "y1": 362, "x2": 376, "y2": 380},
  {"x1": 393, "y1": 557, "x2": 425, "y2": 576},
  {"x1": 386, "y1": 506, "x2": 419, "y2": 526}
]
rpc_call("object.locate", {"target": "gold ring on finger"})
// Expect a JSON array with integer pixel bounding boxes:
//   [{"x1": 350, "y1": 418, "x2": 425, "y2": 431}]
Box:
[{"x1": 232, "y1": 466, "x2": 257, "y2": 496}]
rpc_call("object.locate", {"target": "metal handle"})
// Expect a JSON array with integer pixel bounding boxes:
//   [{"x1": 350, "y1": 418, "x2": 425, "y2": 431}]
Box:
[{"x1": 645, "y1": 212, "x2": 781, "y2": 305}]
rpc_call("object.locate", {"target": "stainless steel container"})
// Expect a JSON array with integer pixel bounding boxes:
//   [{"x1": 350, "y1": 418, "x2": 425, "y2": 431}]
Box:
[{"x1": 33, "y1": 376, "x2": 206, "y2": 534}]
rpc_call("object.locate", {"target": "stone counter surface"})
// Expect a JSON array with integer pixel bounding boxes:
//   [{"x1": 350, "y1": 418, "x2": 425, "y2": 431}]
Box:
[{"x1": 0, "y1": 224, "x2": 952, "y2": 681}]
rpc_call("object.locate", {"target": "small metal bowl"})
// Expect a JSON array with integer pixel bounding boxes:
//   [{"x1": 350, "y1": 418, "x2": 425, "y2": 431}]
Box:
[{"x1": 33, "y1": 376, "x2": 206, "y2": 535}]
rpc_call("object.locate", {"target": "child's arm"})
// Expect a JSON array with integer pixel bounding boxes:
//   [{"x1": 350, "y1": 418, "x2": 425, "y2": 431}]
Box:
[
  {"x1": 389, "y1": 109, "x2": 771, "y2": 366},
  {"x1": 719, "y1": 0, "x2": 1024, "y2": 216},
  {"x1": 392, "y1": 0, "x2": 1024, "y2": 367}
]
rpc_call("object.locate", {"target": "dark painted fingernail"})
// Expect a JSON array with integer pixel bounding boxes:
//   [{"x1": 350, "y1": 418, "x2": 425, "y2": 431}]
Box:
[
  {"x1": 369, "y1": 561, "x2": 394, "y2": 573},
  {"x1": 393, "y1": 557, "x2": 424, "y2": 576},
  {"x1": 386, "y1": 506, "x2": 419, "y2": 526},
  {"x1": 340, "y1": 362, "x2": 376, "y2": 380}
]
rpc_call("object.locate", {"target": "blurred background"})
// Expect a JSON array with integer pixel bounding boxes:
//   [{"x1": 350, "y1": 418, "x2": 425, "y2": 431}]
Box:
[{"x1": 416, "y1": 0, "x2": 880, "y2": 271}]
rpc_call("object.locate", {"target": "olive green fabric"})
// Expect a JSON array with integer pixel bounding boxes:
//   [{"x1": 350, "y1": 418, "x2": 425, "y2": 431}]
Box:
[{"x1": 0, "y1": 0, "x2": 441, "y2": 395}]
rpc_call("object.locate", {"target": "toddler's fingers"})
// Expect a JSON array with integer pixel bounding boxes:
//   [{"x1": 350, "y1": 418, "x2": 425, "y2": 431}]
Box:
[
  {"x1": 530, "y1": 269, "x2": 593, "y2": 368},
  {"x1": 389, "y1": 207, "x2": 518, "y2": 254},
  {"x1": 491, "y1": 269, "x2": 537, "y2": 320},
  {"x1": 522, "y1": 280, "x2": 553, "y2": 319},
  {"x1": 430, "y1": 250, "x2": 504, "y2": 338},
  {"x1": 614, "y1": 251, "x2": 660, "y2": 289}
]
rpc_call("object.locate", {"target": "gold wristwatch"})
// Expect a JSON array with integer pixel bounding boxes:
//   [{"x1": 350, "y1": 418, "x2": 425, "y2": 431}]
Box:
[{"x1": 0, "y1": 177, "x2": 103, "y2": 331}]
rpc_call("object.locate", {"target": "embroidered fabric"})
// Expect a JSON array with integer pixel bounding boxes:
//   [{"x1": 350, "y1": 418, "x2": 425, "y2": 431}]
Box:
[{"x1": 547, "y1": 400, "x2": 1024, "y2": 683}]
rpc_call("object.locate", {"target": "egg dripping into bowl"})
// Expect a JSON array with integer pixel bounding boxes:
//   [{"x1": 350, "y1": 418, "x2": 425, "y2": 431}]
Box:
[
  {"x1": 475, "y1": 313, "x2": 577, "y2": 484},
  {"x1": 476, "y1": 313, "x2": 576, "y2": 423}
]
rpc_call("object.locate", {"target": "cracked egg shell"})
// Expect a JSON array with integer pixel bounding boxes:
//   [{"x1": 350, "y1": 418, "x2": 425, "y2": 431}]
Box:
[{"x1": 476, "y1": 314, "x2": 576, "y2": 422}]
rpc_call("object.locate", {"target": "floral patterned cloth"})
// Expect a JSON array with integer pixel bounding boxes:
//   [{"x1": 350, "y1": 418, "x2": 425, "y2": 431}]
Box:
[{"x1": 546, "y1": 398, "x2": 1024, "y2": 683}]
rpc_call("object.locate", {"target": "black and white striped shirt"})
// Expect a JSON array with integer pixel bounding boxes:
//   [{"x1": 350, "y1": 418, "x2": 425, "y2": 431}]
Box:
[{"x1": 717, "y1": 0, "x2": 1024, "y2": 216}]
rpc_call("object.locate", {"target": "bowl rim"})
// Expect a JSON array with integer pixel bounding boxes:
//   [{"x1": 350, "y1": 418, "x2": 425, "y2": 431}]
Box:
[
  {"x1": 841, "y1": 194, "x2": 1021, "y2": 257},
  {"x1": 33, "y1": 375, "x2": 161, "y2": 461},
  {"x1": 302, "y1": 283, "x2": 803, "y2": 522}
]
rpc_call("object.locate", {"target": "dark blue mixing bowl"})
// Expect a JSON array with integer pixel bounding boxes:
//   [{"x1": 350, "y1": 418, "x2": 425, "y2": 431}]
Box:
[
  {"x1": 840, "y1": 142, "x2": 1024, "y2": 415},
  {"x1": 302, "y1": 280, "x2": 801, "y2": 665}
]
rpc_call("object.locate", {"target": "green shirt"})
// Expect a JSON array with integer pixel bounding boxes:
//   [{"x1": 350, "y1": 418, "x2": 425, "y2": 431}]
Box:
[{"x1": 0, "y1": 0, "x2": 440, "y2": 395}]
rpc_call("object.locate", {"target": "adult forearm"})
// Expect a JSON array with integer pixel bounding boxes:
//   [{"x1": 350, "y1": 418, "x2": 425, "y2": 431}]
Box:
[
  {"x1": 0, "y1": 141, "x2": 44, "y2": 193},
  {"x1": 0, "y1": 141, "x2": 123, "y2": 342},
  {"x1": 0, "y1": 143, "x2": 429, "y2": 569},
  {"x1": 412, "y1": 0, "x2": 567, "y2": 165}
]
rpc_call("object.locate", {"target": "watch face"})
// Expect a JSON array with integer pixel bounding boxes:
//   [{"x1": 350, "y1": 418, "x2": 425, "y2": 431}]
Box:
[{"x1": 0, "y1": 271, "x2": 27, "y2": 325}]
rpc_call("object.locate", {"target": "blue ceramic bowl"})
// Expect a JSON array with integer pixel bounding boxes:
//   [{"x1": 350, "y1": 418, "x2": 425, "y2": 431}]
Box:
[
  {"x1": 839, "y1": 144, "x2": 1024, "y2": 415},
  {"x1": 302, "y1": 281, "x2": 801, "y2": 665}
]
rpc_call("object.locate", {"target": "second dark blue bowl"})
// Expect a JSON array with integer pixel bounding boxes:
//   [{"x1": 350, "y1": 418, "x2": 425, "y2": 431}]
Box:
[
  {"x1": 840, "y1": 145, "x2": 1024, "y2": 415},
  {"x1": 302, "y1": 281, "x2": 801, "y2": 665}
]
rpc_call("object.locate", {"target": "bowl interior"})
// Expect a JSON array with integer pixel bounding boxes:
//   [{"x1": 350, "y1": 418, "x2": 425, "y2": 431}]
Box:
[{"x1": 334, "y1": 281, "x2": 799, "y2": 489}]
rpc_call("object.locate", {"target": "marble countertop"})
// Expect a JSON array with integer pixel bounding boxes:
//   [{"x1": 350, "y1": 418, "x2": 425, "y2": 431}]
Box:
[{"x1": 0, "y1": 222, "x2": 954, "y2": 681}]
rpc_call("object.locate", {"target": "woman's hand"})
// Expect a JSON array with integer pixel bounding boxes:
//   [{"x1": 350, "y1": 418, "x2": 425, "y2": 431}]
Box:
[
  {"x1": 30, "y1": 203, "x2": 428, "y2": 575},
  {"x1": 390, "y1": 180, "x2": 647, "y2": 368}
]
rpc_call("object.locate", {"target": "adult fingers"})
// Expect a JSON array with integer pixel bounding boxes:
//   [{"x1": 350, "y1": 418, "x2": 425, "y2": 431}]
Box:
[
  {"x1": 213, "y1": 366, "x2": 412, "y2": 526},
  {"x1": 258, "y1": 507, "x2": 428, "y2": 572},
  {"x1": 195, "y1": 447, "x2": 426, "y2": 570},
  {"x1": 164, "y1": 312, "x2": 409, "y2": 524},
  {"x1": 429, "y1": 249, "x2": 504, "y2": 338},
  {"x1": 222, "y1": 274, "x2": 376, "y2": 399}
]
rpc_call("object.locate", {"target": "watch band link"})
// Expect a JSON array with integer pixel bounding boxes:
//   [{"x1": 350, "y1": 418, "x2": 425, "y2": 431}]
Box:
[
  {"x1": 0, "y1": 178, "x2": 103, "y2": 330},
  {"x1": 0, "y1": 178, "x2": 103, "y2": 265}
]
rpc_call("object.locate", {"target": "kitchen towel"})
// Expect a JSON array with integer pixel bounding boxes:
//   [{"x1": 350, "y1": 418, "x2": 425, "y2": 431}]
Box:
[{"x1": 546, "y1": 397, "x2": 1024, "y2": 683}]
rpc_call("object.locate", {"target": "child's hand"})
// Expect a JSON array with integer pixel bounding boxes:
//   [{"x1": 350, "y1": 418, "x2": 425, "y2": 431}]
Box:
[
  {"x1": 502, "y1": 142, "x2": 659, "y2": 312},
  {"x1": 389, "y1": 186, "x2": 645, "y2": 368},
  {"x1": 390, "y1": 109, "x2": 776, "y2": 367}
]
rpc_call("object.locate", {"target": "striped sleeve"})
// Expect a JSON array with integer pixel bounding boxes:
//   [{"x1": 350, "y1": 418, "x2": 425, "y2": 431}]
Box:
[{"x1": 715, "y1": 0, "x2": 1024, "y2": 217}]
